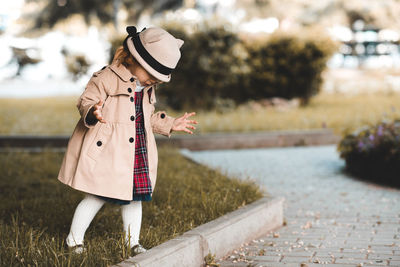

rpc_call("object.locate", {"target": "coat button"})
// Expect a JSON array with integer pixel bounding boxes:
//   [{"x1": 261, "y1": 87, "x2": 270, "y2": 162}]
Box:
[
  {"x1": 97, "y1": 141, "x2": 102, "y2": 146},
  {"x1": 130, "y1": 96, "x2": 134, "y2": 102},
  {"x1": 130, "y1": 115, "x2": 135, "y2": 121},
  {"x1": 129, "y1": 137, "x2": 134, "y2": 143},
  {"x1": 127, "y1": 87, "x2": 132, "y2": 93},
  {"x1": 130, "y1": 77, "x2": 134, "y2": 82},
  {"x1": 160, "y1": 113, "x2": 166, "y2": 119}
]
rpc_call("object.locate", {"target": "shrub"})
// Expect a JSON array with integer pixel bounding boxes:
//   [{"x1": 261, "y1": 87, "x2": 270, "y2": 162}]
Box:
[
  {"x1": 159, "y1": 26, "x2": 337, "y2": 109},
  {"x1": 243, "y1": 30, "x2": 337, "y2": 105},
  {"x1": 338, "y1": 119, "x2": 400, "y2": 187}
]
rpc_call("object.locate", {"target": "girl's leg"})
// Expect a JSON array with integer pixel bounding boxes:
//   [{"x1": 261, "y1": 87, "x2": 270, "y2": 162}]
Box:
[
  {"x1": 121, "y1": 201, "x2": 142, "y2": 247},
  {"x1": 66, "y1": 194, "x2": 105, "y2": 247}
]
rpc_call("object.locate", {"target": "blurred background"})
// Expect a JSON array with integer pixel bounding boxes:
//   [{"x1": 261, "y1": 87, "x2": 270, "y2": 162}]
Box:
[
  {"x1": 1, "y1": 2, "x2": 400, "y2": 263},
  {"x1": 1, "y1": 0, "x2": 400, "y2": 135}
]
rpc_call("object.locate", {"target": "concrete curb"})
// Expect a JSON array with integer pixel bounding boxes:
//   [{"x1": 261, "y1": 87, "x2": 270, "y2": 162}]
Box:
[
  {"x1": 156, "y1": 129, "x2": 340, "y2": 150},
  {"x1": 0, "y1": 129, "x2": 340, "y2": 151},
  {"x1": 113, "y1": 196, "x2": 284, "y2": 267}
]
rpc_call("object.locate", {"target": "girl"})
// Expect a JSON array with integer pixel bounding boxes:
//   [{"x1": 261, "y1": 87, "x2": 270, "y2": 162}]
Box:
[{"x1": 57, "y1": 26, "x2": 197, "y2": 254}]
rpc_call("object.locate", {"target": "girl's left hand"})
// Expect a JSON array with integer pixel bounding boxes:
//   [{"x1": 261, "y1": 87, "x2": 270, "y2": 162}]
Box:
[{"x1": 172, "y1": 112, "x2": 198, "y2": 134}]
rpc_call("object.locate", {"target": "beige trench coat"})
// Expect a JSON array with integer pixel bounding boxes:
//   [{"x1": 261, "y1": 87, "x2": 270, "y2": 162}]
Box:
[{"x1": 57, "y1": 63, "x2": 175, "y2": 200}]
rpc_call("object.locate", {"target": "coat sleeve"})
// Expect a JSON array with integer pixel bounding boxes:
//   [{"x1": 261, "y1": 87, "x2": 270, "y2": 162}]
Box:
[
  {"x1": 150, "y1": 111, "x2": 175, "y2": 137},
  {"x1": 76, "y1": 71, "x2": 109, "y2": 129},
  {"x1": 149, "y1": 85, "x2": 175, "y2": 137}
]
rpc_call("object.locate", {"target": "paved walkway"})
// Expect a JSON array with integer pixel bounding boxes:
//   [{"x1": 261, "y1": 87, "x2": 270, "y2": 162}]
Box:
[{"x1": 182, "y1": 145, "x2": 400, "y2": 267}]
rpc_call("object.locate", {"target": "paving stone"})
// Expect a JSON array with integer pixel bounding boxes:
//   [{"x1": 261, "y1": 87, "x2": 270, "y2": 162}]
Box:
[
  {"x1": 367, "y1": 251, "x2": 395, "y2": 257},
  {"x1": 280, "y1": 256, "x2": 313, "y2": 263},
  {"x1": 351, "y1": 232, "x2": 377, "y2": 238},
  {"x1": 218, "y1": 261, "x2": 250, "y2": 267},
  {"x1": 309, "y1": 256, "x2": 335, "y2": 264},
  {"x1": 316, "y1": 252, "x2": 367, "y2": 259},
  {"x1": 306, "y1": 264, "x2": 360, "y2": 267},
  {"x1": 367, "y1": 253, "x2": 398, "y2": 262},
  {"x1": 334, "y1": 258, "x2": 383, "y2": 265},
  {"x1": 252, "y1": 263, "x2": 301, "y2": 267},
  {"x1": 389, "y1": 260, "x2": 400, "y2": 266},
  {"x1": 280, "y1": 251, "x2": 315, "y2": 257},
  {"x1": 346, "y1": 238, "x2": 374, "y2": 243},
  {"x1": 320, "y1": 240, "x2": 348, "y2": 247},
  {"x1": 344, "y1": 241, "x2": 371, "y2": 247},
  {"x1": 388, "y1": 255, "x2": 400, "y2": 260},
  {"x1": 340, "y1": 247, "x2": 370, "y2": 252},
  {"x1": 261, "y1": 240, "x2": 304, "y2": 247},
  {"x1": 245, "y1": 255, "x2": 282, "y2": 262},
  {"x1": 338, "y1": 258, "x2": 391, "y2": 266},
  {"x1": 372, "y1": 236, "x2": 398, "y2": 241},
  {"x1": 368, "y1": 246, "x2": 396, "y2": 254}
]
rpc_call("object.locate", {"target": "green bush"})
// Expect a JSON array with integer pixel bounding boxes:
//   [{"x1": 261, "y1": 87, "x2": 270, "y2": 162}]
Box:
[
  {"x1": 338, "y1": 119, "x2": 400, "y2": 187},
  {"x1": 243, "y1": 31, "x2": 337, "y2": 105}
]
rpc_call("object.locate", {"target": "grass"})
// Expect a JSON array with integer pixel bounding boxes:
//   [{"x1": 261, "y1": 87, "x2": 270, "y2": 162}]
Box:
[
  {"x1": 189, "y1": 92, "x2": 400, "y2": 136},
  {"x1": 1, "y1": 92, "x2": 400, "y2": 136},
  {"x1": 0, "y1": 147, "x2": 264, "y2": 266}
]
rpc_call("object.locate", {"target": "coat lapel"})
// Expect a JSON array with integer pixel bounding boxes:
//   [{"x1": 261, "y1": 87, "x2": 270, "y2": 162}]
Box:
[{"x1": 109, "y1": 63, "x2": 135, "y2": 82}]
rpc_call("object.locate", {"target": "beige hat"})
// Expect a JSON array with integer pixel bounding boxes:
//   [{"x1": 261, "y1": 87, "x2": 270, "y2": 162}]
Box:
[{"x1": 123, "y1": 26, "x2": 184, "y2": 83}]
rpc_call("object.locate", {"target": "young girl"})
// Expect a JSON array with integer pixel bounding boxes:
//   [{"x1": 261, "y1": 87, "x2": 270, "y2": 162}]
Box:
[{"x1": 57, "y1": 26, "x2": 197, "y2": 254}]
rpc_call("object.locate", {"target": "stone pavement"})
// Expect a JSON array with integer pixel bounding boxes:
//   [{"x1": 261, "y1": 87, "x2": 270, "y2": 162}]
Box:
[{"x1": 183, "y1": 145, "x2": 400, "y2": 267}]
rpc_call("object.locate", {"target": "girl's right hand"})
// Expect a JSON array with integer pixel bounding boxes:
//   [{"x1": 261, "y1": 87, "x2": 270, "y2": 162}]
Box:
[{"x1": 93, "y1": 99, "x2": 106, "y2": 123}]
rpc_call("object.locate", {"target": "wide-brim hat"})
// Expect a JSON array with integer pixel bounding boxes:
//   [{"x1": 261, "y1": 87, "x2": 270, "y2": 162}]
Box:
[{"x1": 123, "y1": 26, "x2": 184, "y2": 83}]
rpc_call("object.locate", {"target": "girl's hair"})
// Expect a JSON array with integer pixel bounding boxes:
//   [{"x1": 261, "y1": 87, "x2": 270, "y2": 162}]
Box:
[
  {"x1": 111, "y1": 44, "x2": 161, "y2": 83},
  {"x1": 112, "y1": 46, "x2": 135, "y2": 67}
]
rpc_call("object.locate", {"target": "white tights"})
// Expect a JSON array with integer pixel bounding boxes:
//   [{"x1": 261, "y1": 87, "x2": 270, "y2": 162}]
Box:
[{"x1": 66, "y1": 194, "x2": 142, "y2": 248}]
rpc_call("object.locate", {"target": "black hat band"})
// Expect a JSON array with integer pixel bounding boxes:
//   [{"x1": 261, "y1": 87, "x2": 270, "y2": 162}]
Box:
[{"x1": 131, "y1": 35, "x2": 174, "y2": 76}]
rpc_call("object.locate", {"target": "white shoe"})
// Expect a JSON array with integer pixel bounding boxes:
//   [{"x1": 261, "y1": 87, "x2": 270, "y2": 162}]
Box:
[
  {"x1": 67, "y1": 244, "x2": 86, "y2": 254},
  {"x1": 132, "y1": 244, "x2": 147, "y2": 255}
]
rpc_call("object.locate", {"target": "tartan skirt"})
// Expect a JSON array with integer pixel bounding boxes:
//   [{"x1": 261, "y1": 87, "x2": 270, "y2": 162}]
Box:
[{"x1": 96, "y1": 90, "x2": 152, "y2": 205}]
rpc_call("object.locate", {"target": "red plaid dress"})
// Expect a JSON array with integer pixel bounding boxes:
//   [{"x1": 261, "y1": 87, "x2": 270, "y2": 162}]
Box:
[
  {"x1": 132, "y1": 90, "x2": 152, "y2": 201},
  {"x1": 95, "y1": 89, "x2": 152, "y2": 204}
]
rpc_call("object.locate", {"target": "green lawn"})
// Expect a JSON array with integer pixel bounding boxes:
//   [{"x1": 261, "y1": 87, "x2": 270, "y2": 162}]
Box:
[
  {"x1": 0, "y1": 147, "x2": 264, "y2": 266},
  {"x1": 191, "y1": 92, "x2": 400, "y2": 136},
  {"x1": 1, "y1": 92, "x2": 399, "y2": 136}
]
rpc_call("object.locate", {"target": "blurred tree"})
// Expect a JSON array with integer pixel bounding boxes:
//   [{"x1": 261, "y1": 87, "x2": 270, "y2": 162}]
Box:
[
  {"x1": 26, "y1": 0, "x2": 183, "y2": 30},
  {"x1": 11, "y1": 47, "x2": 41, "y2": 76},
  {"x1": 346, "y1": 10, "x2": 374, "y2": 28}
]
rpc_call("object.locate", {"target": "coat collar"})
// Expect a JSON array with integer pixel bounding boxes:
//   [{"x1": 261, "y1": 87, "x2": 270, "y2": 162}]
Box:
[
  {"x1": 109, "y1": 62, "x2": 136, "y2": 82},
  {"x1": 109, "y1": 62, "x2": 156, "y2": 94}
]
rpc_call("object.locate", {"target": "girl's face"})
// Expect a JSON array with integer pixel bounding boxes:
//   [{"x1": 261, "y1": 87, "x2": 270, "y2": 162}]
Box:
[{"x1": 128, "y1": 61, "x2": 162, "y2": 86}]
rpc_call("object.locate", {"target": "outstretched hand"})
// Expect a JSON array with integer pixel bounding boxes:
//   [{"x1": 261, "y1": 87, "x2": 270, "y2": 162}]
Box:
[
  {"x1": 171, "y1": 112, "x2": 198, "y2": 134},
  {"x1": 92, "y1": 99, "x2": 106, "y2": 123}
]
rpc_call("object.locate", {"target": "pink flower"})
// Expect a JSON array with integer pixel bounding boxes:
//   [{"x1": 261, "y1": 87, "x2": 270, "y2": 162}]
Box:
[
  {"x1": 377, "y1": 125, "x2": 383, "y2": 136},
  {"x1": 369, "y1": 134, "x2": 375, "y2": 141},
  {"x1": 357, "y1": 141, "x2": 365, "y2": 150}
]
